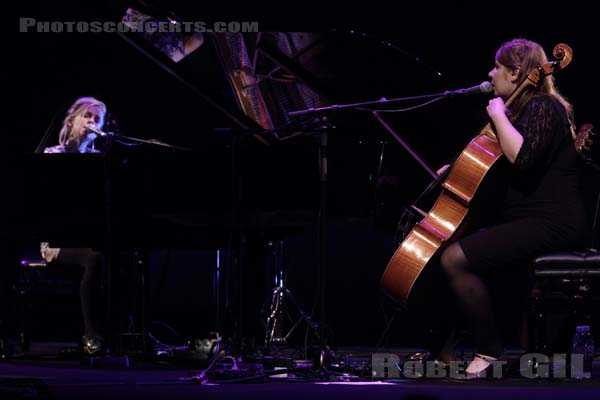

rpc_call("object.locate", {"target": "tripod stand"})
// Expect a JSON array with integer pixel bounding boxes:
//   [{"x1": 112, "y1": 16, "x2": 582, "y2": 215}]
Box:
[
  {"x1": 261, "y1": 120, "x2": 336, "y2": 373},
  {"x1": 264, "y1": 240, "x2": 319, "y2": 347}
]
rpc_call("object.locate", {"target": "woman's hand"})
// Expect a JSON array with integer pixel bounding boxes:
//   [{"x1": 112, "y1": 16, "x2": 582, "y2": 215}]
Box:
[
  {"x1": 485, "y1": 97, "x2": 523, "y2": 163},
  {"x1": 486, "y1": 97, "x2": 507, "y2": 122}
]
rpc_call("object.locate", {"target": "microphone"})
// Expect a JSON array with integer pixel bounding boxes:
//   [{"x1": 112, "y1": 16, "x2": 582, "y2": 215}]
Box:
[
  {"x1": 85, "y1": 125, "x2": 112, "y2": 137},
  {"x1": 444, "y1": 81, "x2": 493, "y2": 97}
]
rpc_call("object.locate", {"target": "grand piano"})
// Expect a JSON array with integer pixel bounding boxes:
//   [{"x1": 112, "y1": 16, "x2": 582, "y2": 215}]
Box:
[
  {"x1": 14, "y1": 16, "x2": 445, "y2": 346},
  {"x1": 20, "y1": 34, "x2": 330, "y2": 248}
]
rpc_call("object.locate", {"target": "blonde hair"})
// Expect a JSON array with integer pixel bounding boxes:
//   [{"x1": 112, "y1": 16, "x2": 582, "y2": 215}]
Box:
[
  {"x1": 59, "y1": 97, "x2": 107, "y2": 148},
  {"x1": 495, "y1": 38, "x2": 575, "y2": 136}
]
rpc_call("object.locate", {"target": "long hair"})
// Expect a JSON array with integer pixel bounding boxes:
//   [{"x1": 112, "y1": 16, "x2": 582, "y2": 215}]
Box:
[
  {"x1": 58, "y1": 97, "x2": 106, "y2": 148},
  {"x1": 496, "y1": 38, "x2": 575, "y2": 137}
]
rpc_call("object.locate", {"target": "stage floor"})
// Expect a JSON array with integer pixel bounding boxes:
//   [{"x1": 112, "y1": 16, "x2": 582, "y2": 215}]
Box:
[{"x1": 1, "y1": 342, "x2": 599, "y2": 400}]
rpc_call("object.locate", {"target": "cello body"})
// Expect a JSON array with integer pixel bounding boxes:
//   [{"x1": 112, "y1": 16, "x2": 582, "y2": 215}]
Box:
[{"x1": 380, "y1": 129, "x2": 502, "y2": 302}]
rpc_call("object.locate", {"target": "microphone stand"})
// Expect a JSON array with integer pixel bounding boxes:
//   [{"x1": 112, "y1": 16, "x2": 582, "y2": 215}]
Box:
[
  {"x1": 315, "y1": 117, "x2": 334, "y2": 373},
  {"x1": 288, "y1": 96, "x2": 446, "y2": 374},
  {"x1": 287, "y1": 84, "x2": 490, "y2": 117},
  {"x1": 288, "y1": 92, "x2": 444, "y2": 117},
  {"x1": 98, "y1": 131, "x2": 191, "y2": 359},
  {"x1": 214, "y1": 120, "x2": 336, "y2": 376}
]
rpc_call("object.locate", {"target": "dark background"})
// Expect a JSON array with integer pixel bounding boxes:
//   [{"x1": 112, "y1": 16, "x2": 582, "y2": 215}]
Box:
[{"x1": 6, "y1": 1, "x2": 599, "y2": 351}]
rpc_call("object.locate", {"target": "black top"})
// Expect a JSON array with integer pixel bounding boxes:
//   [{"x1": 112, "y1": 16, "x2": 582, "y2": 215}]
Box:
[
  {"x1": 459, "y1": 94, "x2": 588, "y2": 271},
  {"x1": 503, "y1": 95, "x2": 587, "y2": 234}
]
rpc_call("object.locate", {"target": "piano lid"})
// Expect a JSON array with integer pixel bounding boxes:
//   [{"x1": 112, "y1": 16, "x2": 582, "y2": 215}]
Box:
[{"x1": 209, "y1": 30, "x2": 446, "y2": 142}]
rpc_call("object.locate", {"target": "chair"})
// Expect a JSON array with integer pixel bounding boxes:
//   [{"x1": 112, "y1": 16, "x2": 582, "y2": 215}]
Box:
[{"x1": 528, "y1": 166, "x2": 600, "y2": 353}]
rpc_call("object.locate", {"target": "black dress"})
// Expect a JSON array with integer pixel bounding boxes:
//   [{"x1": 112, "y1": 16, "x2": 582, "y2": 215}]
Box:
[{"x1": 459, "y1": 95, "x2": 588, "y2": 273}]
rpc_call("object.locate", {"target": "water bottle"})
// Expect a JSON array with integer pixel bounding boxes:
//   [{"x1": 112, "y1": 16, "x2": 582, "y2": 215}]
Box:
[{"x1": 571, "y1": 325, "x2": 595, "y2": 379}]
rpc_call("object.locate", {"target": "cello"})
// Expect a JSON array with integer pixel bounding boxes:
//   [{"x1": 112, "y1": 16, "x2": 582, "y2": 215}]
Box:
[{"x1": 380, "y1": 43, "x2": 573, "y2": 303}]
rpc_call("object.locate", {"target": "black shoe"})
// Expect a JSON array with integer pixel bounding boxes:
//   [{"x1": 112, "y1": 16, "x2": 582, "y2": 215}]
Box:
[{"x1": 82, "y1": 335, "x2": 105, "y2": 355}]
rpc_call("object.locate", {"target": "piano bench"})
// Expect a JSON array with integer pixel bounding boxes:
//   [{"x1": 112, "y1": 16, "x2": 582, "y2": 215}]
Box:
[
  {"x1": 528, "y1": 249, "x2": 600, "y2": 353},
  {"x1": 15, "y1": 258, "x2": 82, "y2": 351}
]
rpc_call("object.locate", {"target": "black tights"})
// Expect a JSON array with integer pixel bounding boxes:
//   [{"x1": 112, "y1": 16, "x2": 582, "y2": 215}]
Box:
[
  {"x1": 56, "y1": 248, "x2": 102, "y2": 338},
  {"x1": 439, "y1": 242, "x2": 503, "y2": 358}
]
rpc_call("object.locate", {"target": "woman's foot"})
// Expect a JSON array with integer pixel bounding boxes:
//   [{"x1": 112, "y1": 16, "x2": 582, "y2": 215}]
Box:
[
  {"x1": 459, "y1": 353, "x2": 503, "y2": 380},
  {"x1": 82, "y1": 335, "x2": 105, "y2": 355},
  {"x1": 465, "y1": 353, "x2": 496, "y2": 374}
]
